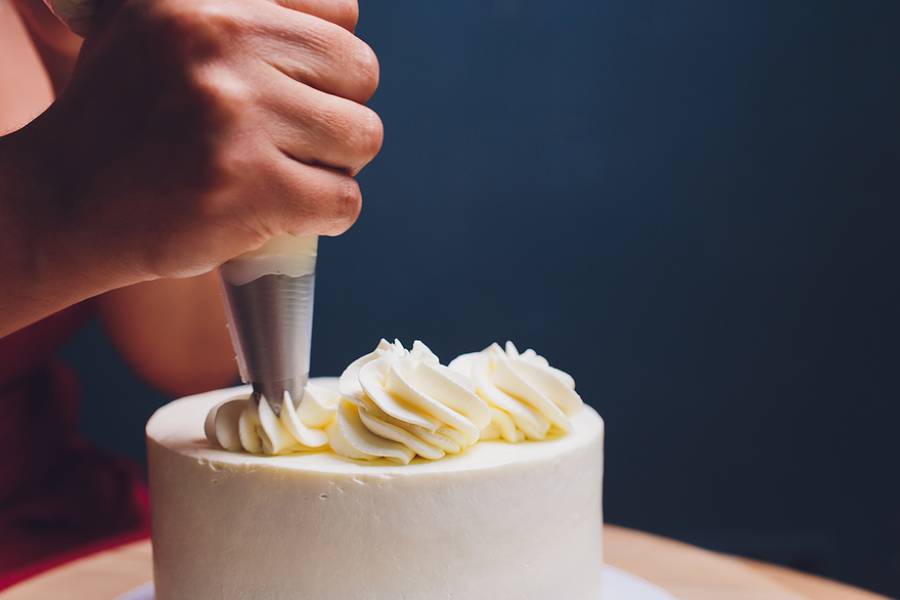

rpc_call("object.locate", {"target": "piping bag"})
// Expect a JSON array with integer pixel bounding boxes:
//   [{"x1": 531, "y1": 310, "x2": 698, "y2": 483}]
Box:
[
  {"x1": 219, "y1": 235, "x2": 318, "y2": 415},
  {"x1": 43, "y1": 0, "x2": 320, "y2": 413}
]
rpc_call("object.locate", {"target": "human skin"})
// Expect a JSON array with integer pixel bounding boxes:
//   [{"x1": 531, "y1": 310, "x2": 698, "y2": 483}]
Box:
[{"x1": 0, "y1": 0, "x2": 381, "y2": 393}]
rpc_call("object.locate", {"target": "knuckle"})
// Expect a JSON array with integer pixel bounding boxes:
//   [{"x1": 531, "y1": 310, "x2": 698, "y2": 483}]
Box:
[
  {"x1": 317, "y1": 105, "x2": 383, "y2": 164},
  {"x1": 198, "y1": 5, "x2": 245, "y2": 43},
  {"x1": 351, "y1": 40, "x2": 380, "y2": 99},
  {"x1": 304, "y1": 19, "x2": 377, "y2": 101},
  {"x1": 141, "y1": 0, "x2": 242, "y2": 58},
  {"x1": 355, "y1": 108, "x2": 384, "y2": 160},
  {"x1": 190, "y1": 68, "x2": 254, "y2": 125},
  {"x1": 332, "y1": 177, "x2": 362, "y2": 230}
]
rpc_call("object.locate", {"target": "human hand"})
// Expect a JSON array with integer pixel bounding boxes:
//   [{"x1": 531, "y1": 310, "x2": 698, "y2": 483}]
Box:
[{"x1": 19, "y1": 0, "x2": 381, "y2": 286}]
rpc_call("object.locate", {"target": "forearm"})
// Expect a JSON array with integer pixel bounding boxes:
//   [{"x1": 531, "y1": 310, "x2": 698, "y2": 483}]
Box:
[
  {"x1": 98, "y1": 273, "x2": 238, "y2": 395},
  {"x1": 0, "y1": 129, "x2": 109, "y2": 337},
  {"x1": 1, "y1": 125, "x2": 236, "y2": 386}
]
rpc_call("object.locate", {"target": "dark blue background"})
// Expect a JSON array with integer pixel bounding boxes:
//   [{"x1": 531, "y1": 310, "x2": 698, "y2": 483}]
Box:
[{"x1": 62, "y1": 0, "x2": 900, "y2": 595}]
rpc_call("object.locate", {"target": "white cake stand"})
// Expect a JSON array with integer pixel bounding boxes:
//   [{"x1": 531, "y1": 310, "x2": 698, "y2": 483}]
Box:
[{"x1": 116, "y1": 566, "x2": 675, "y2": 600}]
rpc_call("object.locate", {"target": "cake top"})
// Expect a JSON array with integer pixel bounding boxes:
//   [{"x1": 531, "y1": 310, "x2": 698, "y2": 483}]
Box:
[
  {"x1": 203, "y1": 339, "x2": 585, "y2": 464},
  {"x1": 148, "y1": 383, "x2": 603, "y2": 475}
]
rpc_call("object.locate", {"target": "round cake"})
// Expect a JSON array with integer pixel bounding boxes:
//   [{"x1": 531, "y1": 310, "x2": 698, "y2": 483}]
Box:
[{"x1": 147, "y1": 342, "x2": 605, "y2": 600}]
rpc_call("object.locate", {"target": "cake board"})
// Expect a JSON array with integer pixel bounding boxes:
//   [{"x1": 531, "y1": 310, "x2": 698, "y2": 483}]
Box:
[{"x1": 116, "y1": 566, "x2": 676, "y2": 600}]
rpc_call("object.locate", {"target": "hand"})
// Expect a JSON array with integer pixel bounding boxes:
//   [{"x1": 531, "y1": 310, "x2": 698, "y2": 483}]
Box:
[{"x1": 19, "y1": 0, "x2": 382, "y2": 286}]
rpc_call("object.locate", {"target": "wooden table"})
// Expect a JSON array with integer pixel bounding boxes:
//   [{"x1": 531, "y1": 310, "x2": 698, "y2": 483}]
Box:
[{"x1": 0, "y1": 526, "x2": 886, "y2": 600}]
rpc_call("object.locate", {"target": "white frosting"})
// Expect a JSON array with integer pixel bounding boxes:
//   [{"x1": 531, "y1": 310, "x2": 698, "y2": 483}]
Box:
[
  {"x1": 147, "y1": 382, "x2": 605, "y2": 600},
  {"x1": 205, "y1": 340, "x2": 492, "y2": 464},
  {"x1": 449, "y1": 342, "x2": 583, "y2": 442},
  {"x1": 206, "y1": 339, "x2": 585, "y2": 462},
  {"x1": 330, "y1": 339, "x2": 490, "y2": 463},
  {"x1": 204, "y1": 384, "x2": 338, "y2": 454},
  {"x1": 219, "y1": 234, "x2": 318, "y2": 285}
]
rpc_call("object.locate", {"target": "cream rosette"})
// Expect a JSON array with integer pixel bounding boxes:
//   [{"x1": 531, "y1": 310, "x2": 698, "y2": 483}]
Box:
[
  {"x1": 327, "y1": 339, "x2": 491, "y2": 464},
  {"x1": 204, "y1": 339, "x2": 580, "y2": 461},
  {"x1": 204, "y1": 385, "x2": 338, "y2": 455},
  {"x1": 449, "y1": 342, "x2": 583, "y2": 442}
]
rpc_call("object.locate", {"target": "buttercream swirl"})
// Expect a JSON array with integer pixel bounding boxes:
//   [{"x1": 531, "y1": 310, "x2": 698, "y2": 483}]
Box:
[
  {"x1": 328, "y1": 339, "x2": 491, "y2": 464},
  {"x1": 205, "y1": 339, "x2": 492, "y2": 464},
  {"x1": 204, "y1": 384, "x2": 338, "y2": 455},
  {"x1": 449, "y1": 342, "x2": 583, "y2": 442}
]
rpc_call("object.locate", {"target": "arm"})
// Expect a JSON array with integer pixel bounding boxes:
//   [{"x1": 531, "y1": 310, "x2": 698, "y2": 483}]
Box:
[
  {"x1": 1, "y1": 123, "x2": 235, "y2": 393},
  {"x1": 98, "y1": 276, "x2": 237, "y2": 395},
  {"x1": 11, "y1": 0, "x2": 235, "y2": 394},
  {"x1": 2, "y1": 0, "x2": 381, "y2": 393},
  {"x1": 0, "y1": 130, "x2": 107, "y2": 336}
]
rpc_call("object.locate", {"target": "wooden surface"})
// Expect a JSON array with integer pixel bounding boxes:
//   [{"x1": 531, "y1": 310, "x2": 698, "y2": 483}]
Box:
[{"x1": 0, "y1": 526, "x2": 886, "y2": 600}]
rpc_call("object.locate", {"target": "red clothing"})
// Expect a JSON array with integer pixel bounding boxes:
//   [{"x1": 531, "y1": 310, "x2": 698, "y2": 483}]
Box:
[{"x1": 0, "y1": 305, "x2": 149, "y2": 589}]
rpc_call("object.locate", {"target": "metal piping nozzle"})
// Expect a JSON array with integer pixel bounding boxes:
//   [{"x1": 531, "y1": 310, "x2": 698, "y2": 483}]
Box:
[{"x1": 219, "y1": 235, "x2": 318, "y2": 416}]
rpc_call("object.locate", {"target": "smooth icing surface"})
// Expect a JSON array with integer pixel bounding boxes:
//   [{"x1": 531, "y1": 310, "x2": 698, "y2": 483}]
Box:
[{"x1": 148, "y1": 381, "x2": 605, "y2": 600}]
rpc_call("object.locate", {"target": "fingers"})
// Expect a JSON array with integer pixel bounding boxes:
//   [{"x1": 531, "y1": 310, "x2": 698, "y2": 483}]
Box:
[
  {"x1": 270, "y1": 0, "x2": 359, "y2": 31},
  {"x1": 265, "y1": 157, "x2": 363, "y2": 237},
  {"x1": 263, "y1": 70, "x2": 384, "y2": 174},
  {"x1": 256, "y1": 5, "x2": 379, "y2": 104}
]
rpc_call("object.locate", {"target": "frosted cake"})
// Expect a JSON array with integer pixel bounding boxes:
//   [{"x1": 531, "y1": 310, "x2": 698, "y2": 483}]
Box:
[{"x1": 147, "y1": 340, "x2": 604, "y2": 599}]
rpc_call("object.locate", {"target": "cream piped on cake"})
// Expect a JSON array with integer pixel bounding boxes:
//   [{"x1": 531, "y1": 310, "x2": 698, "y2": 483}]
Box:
[
  {"x1": 204, "y1": 384, "x2": 338, "y2": 454},
  {"x1": 205, "y1": 339, "x2": 582, "y2": 462},
  {"x1": 328, "y1": 339, "x2": 490, "y2": 464},
  {"x1": 205, "y1": 339, "x2": 491, "y2": 463},
  {"x1": 448, "y1": 342, "x2": 583, "y2": 442}
]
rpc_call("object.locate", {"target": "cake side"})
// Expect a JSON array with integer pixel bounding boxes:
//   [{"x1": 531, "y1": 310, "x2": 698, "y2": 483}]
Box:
[{"x1": 147, "y1": 382, "x2": 605, "y2": 600}]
